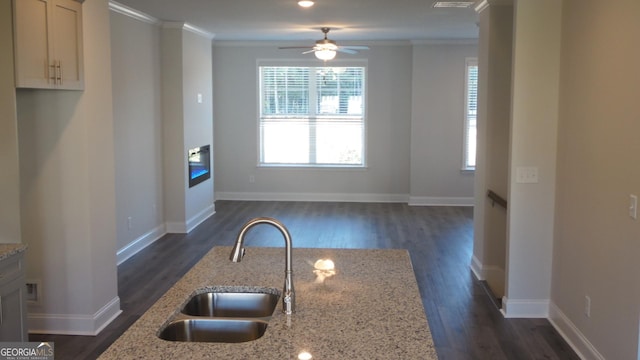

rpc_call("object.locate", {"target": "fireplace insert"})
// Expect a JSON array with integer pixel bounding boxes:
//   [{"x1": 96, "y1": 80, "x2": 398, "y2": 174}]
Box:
[{"x1": 188, "y1": 145, "x2": 211, "y2": 188}]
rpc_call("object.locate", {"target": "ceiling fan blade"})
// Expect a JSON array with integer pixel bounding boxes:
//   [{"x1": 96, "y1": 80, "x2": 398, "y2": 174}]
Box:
[
  {"x1": 278, "y1": 28, "x2": 369, "y2": 58},
  {"x1": 337, "y1": 48, "x2": 358, "y2": 54},
  {"x1": 278, "y1": 46, "x2": 313, "y2": 50},
  {"x1": 341, "y1": 45, "x2": 370, "y2": 50}
]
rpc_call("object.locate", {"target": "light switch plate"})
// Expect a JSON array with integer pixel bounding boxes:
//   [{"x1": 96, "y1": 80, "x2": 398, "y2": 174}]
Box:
[
  {"x1": 516, "y1": 167, "x2": 539, "y2": 183},
  {"x1": 630, "y1": 194, "x2": 637, "y2": 220}
]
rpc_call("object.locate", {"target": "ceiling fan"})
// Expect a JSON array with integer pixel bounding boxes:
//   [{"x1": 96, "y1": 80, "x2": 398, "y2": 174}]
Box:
[{"x1": 279, "y1": 28, "x2": 369, "y2": 61}]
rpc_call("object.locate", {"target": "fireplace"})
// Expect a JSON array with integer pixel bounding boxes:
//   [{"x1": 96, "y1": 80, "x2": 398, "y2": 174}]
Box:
[{"x1": 188, "y1": 145, "x2": 211, "y2": 188}]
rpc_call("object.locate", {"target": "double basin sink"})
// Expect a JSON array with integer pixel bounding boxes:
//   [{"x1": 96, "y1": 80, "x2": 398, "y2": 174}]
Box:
[{"x1": 158, "y1": 287, "x2": 280, "y2": 343}]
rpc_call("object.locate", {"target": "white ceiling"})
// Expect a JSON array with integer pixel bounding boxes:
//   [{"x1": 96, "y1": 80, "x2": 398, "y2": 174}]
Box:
[{"x1": 113, "y1": 0, "x2": 479, "y2": 42}]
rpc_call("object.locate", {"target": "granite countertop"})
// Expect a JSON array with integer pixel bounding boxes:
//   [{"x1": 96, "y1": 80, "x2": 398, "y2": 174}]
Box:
[
  {"x1": 0, "y1": 243, "x2": 27, "y2": 261},
  {"x1": 99, "y1": 247, "x2": 437, "y2": 359}
]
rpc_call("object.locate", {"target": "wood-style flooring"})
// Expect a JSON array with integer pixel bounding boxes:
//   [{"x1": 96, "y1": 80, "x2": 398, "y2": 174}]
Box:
[{"x1": 31, "y1": 201, "x2": 579, "y2": 359}]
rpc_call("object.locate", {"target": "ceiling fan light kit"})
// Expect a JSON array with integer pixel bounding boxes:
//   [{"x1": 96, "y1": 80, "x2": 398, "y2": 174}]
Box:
[
  {"x1": 278, "y1": 27, "x2": 369, "y2": 61},
  {"x1": 297, "y1": 0, "x2": 315, "y2": 8},
  {"x1": 315, "y1": 49, "x2": 337, "y2": 60}
]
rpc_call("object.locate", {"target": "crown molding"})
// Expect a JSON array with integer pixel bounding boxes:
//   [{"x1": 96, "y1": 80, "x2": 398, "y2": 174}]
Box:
[
  {"x1": 411, "y1": 38, "x2": 478, "y2": 45},
  {"x1": 213, "y1": 39, "x2": 411, "y2": 47},
  {"x1": 475, "y1": 0, "x2": 513, "y2": 13},
  {"x1": 109, "y1": 2, "x2": 215, "y2": 39},
  {"x1": 108, "y1": 1, "x2": 159, "y2": 25},
  {"x1": 162, "y1": 22, "x2": 215, "y2": 40}
]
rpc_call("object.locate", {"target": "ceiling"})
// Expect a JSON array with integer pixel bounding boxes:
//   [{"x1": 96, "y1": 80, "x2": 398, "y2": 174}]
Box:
[{"x1": 113, "y1": 0, "x2": 480, "y2": 42}]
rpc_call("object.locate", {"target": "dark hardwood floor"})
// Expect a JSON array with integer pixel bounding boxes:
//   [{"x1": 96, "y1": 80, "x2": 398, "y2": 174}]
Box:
[{"x1": 31, "y1": 201, "x2": 579, "y2": 359}]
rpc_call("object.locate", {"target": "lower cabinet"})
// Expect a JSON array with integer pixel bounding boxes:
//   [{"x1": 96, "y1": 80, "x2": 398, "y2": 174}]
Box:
[{"x1": 0, "y1": 251, "x2": 27, "y2": 341}]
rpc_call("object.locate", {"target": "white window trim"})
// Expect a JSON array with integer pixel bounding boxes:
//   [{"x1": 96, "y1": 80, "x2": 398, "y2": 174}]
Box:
[
  {"x1": 462, "y1": 57, "x2": 478, "y2": 171},
  {"x1": 256, "y1": 59, "x2": 368, "y2": 168}
]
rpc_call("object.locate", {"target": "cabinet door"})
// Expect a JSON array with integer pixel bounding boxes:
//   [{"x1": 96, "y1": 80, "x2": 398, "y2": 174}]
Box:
[
  {"x1": 13, "y1": 0, "x2": 83, "y2": 90},
  {"x1": 0, "y1": 277, "x2": 27, "y2": 342},
  {"x1": 51, "y1": 0, "x2": 83, "y2": 90},
  {"x1": 13, "y1": 0, "x2": 52, "y2": 88}
]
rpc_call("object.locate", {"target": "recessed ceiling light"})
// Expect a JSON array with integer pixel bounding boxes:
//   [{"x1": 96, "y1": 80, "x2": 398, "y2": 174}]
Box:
[
  {"x1": 433, "y1": 1, "x2": 475, "y2": 8},
  {"x1": 298, "y1": 0, "x2": 314, "y2": 7}
]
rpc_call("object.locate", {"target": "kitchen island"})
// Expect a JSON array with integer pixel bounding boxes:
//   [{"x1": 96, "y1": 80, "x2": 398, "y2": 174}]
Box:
[
  {"x1": 99, "y1": 246, "x2": 437, "y2": 359},
  {"x1": 0, "y1": 243, "x2": 26, "y2": 260}
]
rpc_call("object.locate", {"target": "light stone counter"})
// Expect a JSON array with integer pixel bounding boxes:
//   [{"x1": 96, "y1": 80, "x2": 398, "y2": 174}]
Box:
[
  {"x1": 99, "y1": 247, "x2": 438, "y2": 359},
  {"x1": 0, "y1": 243, "x2": 27, "y2": 261}
]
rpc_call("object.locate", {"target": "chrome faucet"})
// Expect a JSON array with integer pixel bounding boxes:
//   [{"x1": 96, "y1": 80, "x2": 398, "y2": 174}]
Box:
[{"x1": 229, "y1": 217, "x2": 295, "y2": 315}]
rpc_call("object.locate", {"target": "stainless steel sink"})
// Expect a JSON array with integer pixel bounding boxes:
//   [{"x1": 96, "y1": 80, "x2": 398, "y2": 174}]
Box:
[
  {"x1": 158, "y1": 287, "x2": 280, "y2": 343},
  {"x1": 181, "y1": 291, "x2": 279, "y2": 317},
  {"x1": 158, "y1": 318, "x2": 269, "y2": 343}
]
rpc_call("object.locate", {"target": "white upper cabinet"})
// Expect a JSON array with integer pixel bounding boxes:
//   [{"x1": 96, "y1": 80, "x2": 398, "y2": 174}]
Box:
[{"x1": 13, "y1": 0, "x2": 84, "y2": 90}]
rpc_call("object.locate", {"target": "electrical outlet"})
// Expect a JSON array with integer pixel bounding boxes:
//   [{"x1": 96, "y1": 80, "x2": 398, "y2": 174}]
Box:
[
  {"x1": 26, "y1": 280, "x2": 42, "y2": 305},
  {"x1": 249, "y1": 175, "x2": 255, "y2": 183},
  {"x1": 584, "y1": 295, "x2": 591, "y2": 318},
  {"x1": 127, "y1": 216, "x2": 133, "y2": 230}
]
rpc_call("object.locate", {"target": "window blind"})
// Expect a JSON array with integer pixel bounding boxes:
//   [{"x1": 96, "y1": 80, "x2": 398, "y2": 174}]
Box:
[
  {"x1": 464, "y1": 59, "x2": 478, "y2": 170},
  {"x1": 259, "y1": 66, "x2": 366, "y2": 166}
]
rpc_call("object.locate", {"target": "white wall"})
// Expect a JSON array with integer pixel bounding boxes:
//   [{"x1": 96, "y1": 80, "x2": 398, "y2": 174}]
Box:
[
  {"x1": 182, "y1": 30, "x2": 214, "y2": 227},
  {"x1": 551, "y1": 0, "x2": 640, "y2": 358},
  {"x1": 213, "y1": 43, "x2": 412, "y2": 202},
  {"x1": 110, "y1": 6, "x2": 215, "y2": 258},
  {"x1": 110, "y1": 11, "x2": 164, "y2": 256},
  {"x1": 161, "y1": 24, "x2": 214, "y2": 232},
  {"x1": 472, "y1": 2, "x2": 513, "y2": 299},
  {"x1": 17, "y1": 0, "x2": 120, "y2": 334},
  {"x1": 410, "y1": 43, "x2": 476, "y2": 206},
  {"x1": 503, "y1": 0, "x2": 561, "y2": 317},
  {"x1": 213, "y1": 42, "x2": 474, "y2": 204},
  {"x1": 0, "y1": 0, "x2": 20, "y2": 244}
]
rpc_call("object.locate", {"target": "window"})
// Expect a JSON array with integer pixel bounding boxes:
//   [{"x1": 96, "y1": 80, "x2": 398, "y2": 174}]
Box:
[
  {"x1": 259, "y1": 65, "x2": 366, "y2": 167},
  {"x1": 463, "y1": 58, "x2": 478, "y2": 170}
]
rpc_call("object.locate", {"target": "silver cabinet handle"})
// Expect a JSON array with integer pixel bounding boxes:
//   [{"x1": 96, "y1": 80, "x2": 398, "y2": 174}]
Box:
[
  {"x1": 49, "y1": 62, "x2": 57, "y2": 84},
  {"x1": 57, "y1": 61, "x2": 62, "y2": 85}
]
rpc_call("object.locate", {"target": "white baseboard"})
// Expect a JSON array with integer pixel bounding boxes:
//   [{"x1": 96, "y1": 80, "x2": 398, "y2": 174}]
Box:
[
  {"x1": 408, "y1": 196, "x2": 474, "y2": 206},
  {"x1": 216, "y1": 191, "x2": 410, "y2": 203},
  {"x1": 473, "y1": 259, "x2": 547, "y2": 318},
  {"x1": 116, "y1": 225, "x2": 166, "y2": 265},
  {"x1": 501, "y1": 296, "x2": 549, "y2": 318},
  {"x1": 483, "y1": 266, "x2": 505, "y2": 299},
  {"x1": 165, "y1": 221, "x2": 186, "y2": 233},
  {"x1": 118, "y1": 205, "x2": 215, "y2": 264},
  {"x1": 470, "y1": 255, "x2": 484, "y2": 280},
  {"x1": 28, "y1": 296, "x2": 122, "y2": 336},
  {"x1": 470, "y1": 256, "x2": 504, "y2": 279},
  {"x1": 186, "y1": 204, "x2": 216, "y2": 233},
  {"x1": 165, "y1": 204, "x2": 216, "y2": 234},
  {"x1": 470, "y1": 256, "x2": 505, "y2": 298},
  {"x1": 549, "y1": 302, "x2": 605, "y2": 360}
]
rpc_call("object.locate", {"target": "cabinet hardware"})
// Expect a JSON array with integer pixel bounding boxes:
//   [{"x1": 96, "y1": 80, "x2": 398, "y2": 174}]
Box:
[
  {"x1": 49, "y1": 62, "x2": 57, "y2": 84},
  {"x1": 57, "y1": 61, "x2": 62, "y2": 85}
]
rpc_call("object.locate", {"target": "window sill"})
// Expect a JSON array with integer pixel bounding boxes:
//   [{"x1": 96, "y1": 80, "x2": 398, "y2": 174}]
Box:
[
  {"x1": 460, "y1": 168, "x2": 475, "y2": 174},
  {"x1": 258, "y1": 164, "x2": 368, "y2": 171}
]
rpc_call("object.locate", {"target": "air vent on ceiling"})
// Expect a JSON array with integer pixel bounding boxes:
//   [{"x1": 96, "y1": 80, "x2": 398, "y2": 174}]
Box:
[{"x1": 432, "y1": 1, "x2": 475, "y2": 8}]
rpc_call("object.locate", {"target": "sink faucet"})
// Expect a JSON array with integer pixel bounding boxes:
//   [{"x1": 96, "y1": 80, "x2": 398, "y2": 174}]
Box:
[{"x1": 229, "y1": 217, "x2": 295, "y2": 315}]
